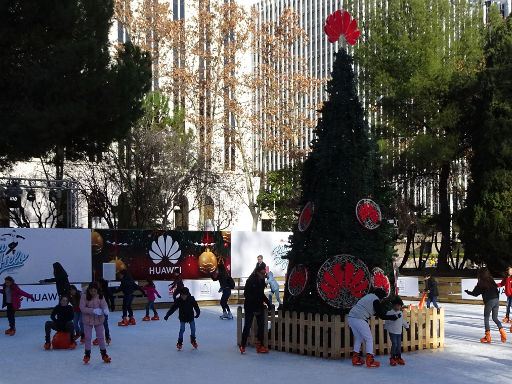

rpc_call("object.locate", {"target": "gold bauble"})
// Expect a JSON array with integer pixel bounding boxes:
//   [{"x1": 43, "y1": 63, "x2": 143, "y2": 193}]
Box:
[
  {"x1": 91, "y1": 231, "x2": 104, "y2": 254},
  {"x1": 109, "y1": 258, "x2": 127, "y2": 273},
  {"x1": 198, "y1": 248, "x2": 218, "y2": 274}
]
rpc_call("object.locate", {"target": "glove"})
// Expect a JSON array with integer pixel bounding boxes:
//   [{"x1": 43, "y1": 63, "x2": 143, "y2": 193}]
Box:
[
  {"x1": 194, "y1": 313, "x2": 199, "y2": 318},
  {"x1": 397, "y1": 313, "x2": 402, "y2": 318},
  {"x1": 218, "y1": 288, "x2": 223, "y2": 293},
  {"x1": 393, "y1": 315, "x2": 400, "y2": 321},
  {"x1": 93, "y1": 308, "x2": 103, "y2": 315},
  {"x1": 157, "y1": 295, "x2": 161, "y2": 299},
  {"x1": 164, "y1": 315, "x2": 169, "y2": 321},
  {"x1": 464, "y1": 289, "x2": 470, "y2": 295},
  {"x1": 103, "y1": 309, "x2": 110, "y2": 316}
]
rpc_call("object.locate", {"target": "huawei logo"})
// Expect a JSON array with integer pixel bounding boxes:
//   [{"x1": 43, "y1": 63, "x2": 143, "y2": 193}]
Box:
[{"x1": 149, "y1": 235, "x2": 181, "y2": 265}]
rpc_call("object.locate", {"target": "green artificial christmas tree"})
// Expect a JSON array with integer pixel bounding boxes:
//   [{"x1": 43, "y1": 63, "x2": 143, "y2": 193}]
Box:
[{"x1": 284, "y1": 11, "x2": 395, "y2": 315}]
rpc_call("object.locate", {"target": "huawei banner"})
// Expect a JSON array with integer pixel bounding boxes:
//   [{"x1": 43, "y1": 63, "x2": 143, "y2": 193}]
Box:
[{"x1": 0, "y1": 228, "x2": 91, "y2": 284}]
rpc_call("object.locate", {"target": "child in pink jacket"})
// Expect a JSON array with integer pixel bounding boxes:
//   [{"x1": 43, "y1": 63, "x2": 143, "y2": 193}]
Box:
[
  {"x1": 1, "y1": 276, "x2": 34, "y2": 336},
  {"x1": 80, "y1": 282, "x2": 110, "y2": 364},
  {"x1": 142, "y1": 280, "x2": 161, "y2": 321}
]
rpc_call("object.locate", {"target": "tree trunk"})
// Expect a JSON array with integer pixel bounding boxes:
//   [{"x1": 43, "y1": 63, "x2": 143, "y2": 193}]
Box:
[
  {"x1": 437, "y1": 162, "x2": 451, "y2": 271},
  {"x1": 399, "y1": 224, "x2": 415, "y2": 270},
  {"x1": 54, "y1": 146, "x2": 67, "y2": 228}
]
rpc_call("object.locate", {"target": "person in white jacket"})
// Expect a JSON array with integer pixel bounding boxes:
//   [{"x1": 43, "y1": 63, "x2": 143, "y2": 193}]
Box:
[{"x1": 384, "y1": 297, "x2": 409, "y2": 366}]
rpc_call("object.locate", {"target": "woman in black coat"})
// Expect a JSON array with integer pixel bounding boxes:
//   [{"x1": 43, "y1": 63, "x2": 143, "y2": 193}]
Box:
[
  {"x1": 40, "y1": 262, "x2": 70, "y2": 298},
  {"x1": 211, "y1": 264, "x2": 233, "y2": 320},
  {"x1": 240, "y1": 265, "x2": 271, "y2": 354},
  {"x1": 465, "y1": 267, "x2": 507, "y2": 343}
]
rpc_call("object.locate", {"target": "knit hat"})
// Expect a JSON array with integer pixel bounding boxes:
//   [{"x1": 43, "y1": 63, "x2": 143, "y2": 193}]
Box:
[{"x1": 374, "y1": 288, "x2": 387, "y2": 299}]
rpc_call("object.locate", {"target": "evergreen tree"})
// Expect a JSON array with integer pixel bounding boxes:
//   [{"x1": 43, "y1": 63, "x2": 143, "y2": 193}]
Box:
[
  {"x1": 284, "y1": 49, "x2": 395, "y2": 315},
  {"x1": 0, "y1": 0, "x2": 152, "y2": 172},
  {"x1": 461, "y1": 10, "x2": 512, "y2": 274}
]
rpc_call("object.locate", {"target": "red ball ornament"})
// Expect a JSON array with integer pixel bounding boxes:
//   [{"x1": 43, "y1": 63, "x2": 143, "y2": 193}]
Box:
[
  {"x1": 181, "y1": 255, "x2": 200, "y2": 279},
  {"x1": 52, "y1": 331, "x2": 71, "y2": 349}
]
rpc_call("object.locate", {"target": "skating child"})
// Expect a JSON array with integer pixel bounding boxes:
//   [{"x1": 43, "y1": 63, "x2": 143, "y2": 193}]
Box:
[
  {"x1": 116, "y1": 270, "x2": 143, "y2": 326},
  {"x1": 164, "y1": 287, "x2": 200, "y2": 350},
  {"x1": 465, "y1": 267, "x2": 507, "y2": 343},
  {"x1": 348, "y1": 289, "x2": 399, "y2": 368},
  {"x1": 170, "y1": 270, "x2": 185, "y2": 300},
  {"x1": 44, "y1": 295, "x2": 75, "y2": 350},
  {"x1": 0, "y1": 276, "x2": 34, "y2": 336},
  {"x1": 384, "y1": 297, "x2": 409, "y2": 366},
  {"x1": 80, "y1": 282, "x2": 111, "y2": 363},
  {"x1": 93, "y1": 279, "x2": 111, "y2": 346},
  {"x1": 265, "y1": 271, "x2": 282, "y2": 306},
  {"x1": 69, "y1": 285, "x2": 84, "y2": 342},
  {"x1": 142, "y1": 280, "x2": 161, "y2": 321},
  {"x1": 497, "y1": 267, "x2": 512, "y2": 326},
  {"x1": 424, "y1": 272, "x2": 440, "y2": 310}
]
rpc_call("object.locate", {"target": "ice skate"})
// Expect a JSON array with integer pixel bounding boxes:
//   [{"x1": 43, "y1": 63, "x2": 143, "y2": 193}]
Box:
[
  {"x1": 396, "y1": 355, "x2": 405, "y2": 365},
  {"x1": 93, "y1": 338, "x2": 99, "y2": 345},
  {"x1": 503, "y1": 317, "x2": 510, "y2": 323},
  {"x1": 44, "y1": 342, "x2": 51, "y2": 350},
  {"x1": 83, "y1": 350, "x2": 91, "y2": 364},
  {"x1": 5, "y1": 328, "x2": 15, "y2": 336},
  {"x1": 239, "y1": 345, "x2": 246, "y2": 354},
  {"x1": 499, "y1": 328, "x2": 507, "y2": 342},
  {"x1": 151, "y1": 315, "x2": 159, "y2": 321},
  {"x1": 129, "y1": 316, "x2": 136, "y2": 325},
  {"x1": 118, "y1": 316, "x2": 129, "y2": 326},
  {"x1": 389, "y1": 356, "x2": 397, "y2": 366},
  {"x1": 101, "y1": 349, "x2": 111, "y2": 363},
  {"x1": 366, "y1": 353, "x2": 380, "y2": 368},
  {"x1": 352, "y1": 352, "x2": 365, "y2": 366},
  {"x1": 142, "y1": 316, "x2": 151, "y2": 321},
  {"x1": 106, "y1": 337, "x2": 111, "y2": 345},
  {"x1": 219, "y1": 312, "x2": 228, "y2": 320},
  {"x1": 69, "y1": 341, "x2": 77, "y2": 350},
  {"x1": 191, "y1": 336, "x2": 198, "y2": 349},
  {"x1": 177, "y1": 338, "x2": 183, "y2": 350},
  {"x1": 480, "y1": 330, "x2": 491, "y2": 343},
  {"x1": 227, "y1": 312, "x2": 233, "y2": 320},
  {"x1": 256, "y1": 342, "x2": 269, "y2": 354}
]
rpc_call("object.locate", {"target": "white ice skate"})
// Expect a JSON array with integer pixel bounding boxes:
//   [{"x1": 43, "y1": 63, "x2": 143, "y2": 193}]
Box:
[
  {"x1": 227, "y1": 312, "x2": 233, "y2": 320},
  {"x1": 219, "y1": 312, "x2": 229, "y2": 320}
]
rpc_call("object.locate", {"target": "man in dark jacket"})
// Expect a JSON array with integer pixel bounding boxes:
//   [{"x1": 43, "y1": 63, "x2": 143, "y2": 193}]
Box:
[
  {"x1": 240, "y1": 265, "x2": 271, "y2": 354},
  {"x1": 255, "y1": 255, "x2": 266, "y2": 271},
  {"x1": 424, "y1": 273, "x2": 439, "y2": 310},
  {"x1": 164, "y1": 287, "x2": 200, "y2": 349},
  {"x1": 44, "y1": 296, "x2": 75, "y2": 349},
  {"x1": 116, "y1": 271, "x2": 144, "y2": 325}
]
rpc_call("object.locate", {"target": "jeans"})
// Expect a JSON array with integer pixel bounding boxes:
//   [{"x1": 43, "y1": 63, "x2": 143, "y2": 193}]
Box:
[
  {"x1": 484, "y1": 298, "x2": 502, "y2": 331},
  {"x1": 6, "y1": 303, "x2": 15, "y2": 329},
  {"x1": 45, "y1": 320, "x2": 74, "y2": 343},
  {"x1": 388, "y1": 332, "x2": 402, "y2": 356},
  {"x1": 241, "y1": 310, "x2": 265, "y2": 346},
  {"x1": 73, "y1": 311, "x2": 84, "y2": 336},
  {"x1": 84, "y1": 323, "x2": 105, "y2": 350},
  {"x1": 122, "y1": 294, "x2": 134, "y2": 317},
  {"x1": 179, "y1": 320, "x2": 196, "y2": 340},
  {"x1": 505, "y1": 296, "x2": 512, "y2": 318},
  {"x1": 427, "y1": 296, "x2": 439, "y2": 310},
  {"x1": 220, "y1": 288, "x2": 231, "y2": 312},
  {"x1": 146, "y1": 300, "x2": 158, "y2": 317},
  {"x1": 348, "y1": 317, "x2": 373, "y2": 355},
  {"x1": 269, "y1": 290, "x2": 282, "y2": 305}
]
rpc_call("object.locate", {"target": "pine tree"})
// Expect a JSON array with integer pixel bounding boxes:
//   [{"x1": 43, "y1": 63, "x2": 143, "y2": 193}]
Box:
[
  {"x1": 460, "y1": 10, "x2": 512, "y2": 274},
  {"x1": 283, "y1": 49, "x2": 395, "y2": 315}
]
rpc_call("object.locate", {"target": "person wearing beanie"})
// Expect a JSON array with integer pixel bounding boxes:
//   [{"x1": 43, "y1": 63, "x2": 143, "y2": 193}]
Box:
[
  {"x1": 348, "y1": 288, "x2": 399, "y2": 368},
  {"x1": 384, "y1": 297, "x2": 409, "y2": 366}
]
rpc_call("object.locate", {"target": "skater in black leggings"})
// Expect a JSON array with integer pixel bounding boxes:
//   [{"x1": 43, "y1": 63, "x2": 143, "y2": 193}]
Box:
[
  {"x1": 115, "y1": 271, "x2": 143, "y2": 326},
  {"x1": 211, "y1": 264, "x2": 234, "y2": 320},
  {"x1": 465, "y1": 267, "x2": 507, "y2": 343}
]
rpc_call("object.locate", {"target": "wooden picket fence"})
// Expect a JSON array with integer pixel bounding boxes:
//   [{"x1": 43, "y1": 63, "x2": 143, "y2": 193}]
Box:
[{"x1": 237, "y1": 306, "x2": 444, "y2": 360}]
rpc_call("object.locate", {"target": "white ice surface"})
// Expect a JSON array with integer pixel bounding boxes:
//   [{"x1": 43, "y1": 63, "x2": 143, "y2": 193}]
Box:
[{"x1": 1, "y1": 303, "x2": 510, "y2": 384}]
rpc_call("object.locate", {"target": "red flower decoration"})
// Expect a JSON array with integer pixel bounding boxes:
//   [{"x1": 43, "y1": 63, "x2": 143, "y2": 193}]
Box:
[
  {"x1": 356, "y1": 198, "x2": 382, "y2": 230},
  {"x1": 371, "y1": 267, "x2": 390, "y2": 297},
  {"x1": 317, "y1": 255, "x2": 370, "y2": 309},
  {"x1": 288, "y1": 264, "x2": 308, "y2": 296},
  {"x1": 324, "y1": 10, "x2": 360, "y2": 45},
  {"x1": 298, "y1": 202, "x2": 314, "y2": 232}
]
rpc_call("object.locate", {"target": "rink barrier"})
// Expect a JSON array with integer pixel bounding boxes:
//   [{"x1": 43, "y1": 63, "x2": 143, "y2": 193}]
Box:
[{"x1": 237, "y1": 306, "x2": 444, "y2": 359}]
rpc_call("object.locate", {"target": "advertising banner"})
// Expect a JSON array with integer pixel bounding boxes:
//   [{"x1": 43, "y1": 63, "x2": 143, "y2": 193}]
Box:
[
  {"x1": 461, "y1": 279, "x2": 507, "y2": 301},
  {"x1": 0, "y1": 228, "x2": 91, "y2": 284},
  {"x1": 91, "y1": 230, "x2": 231, "y2": 282},
  {"x1": 0, "y1": 284, "x2": 59, "y2": 310},
  {"x1": 396, "y1": 277, "x2": 419, "y2": 297},
  {"x1": 231, "y1": 231, "x2": 291, "y2": 278}
]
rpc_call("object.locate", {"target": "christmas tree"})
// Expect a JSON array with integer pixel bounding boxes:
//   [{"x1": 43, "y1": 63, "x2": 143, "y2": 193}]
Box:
[{"x1": 283, "y1": 11, "x2": 395, "y2": 315}]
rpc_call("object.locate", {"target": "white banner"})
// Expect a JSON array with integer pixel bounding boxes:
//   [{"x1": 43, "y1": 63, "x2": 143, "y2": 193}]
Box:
[
  {"x1": 0, "y1": 284, "x2": 59, "y2": 310},
  {"x1": 396, "y1": 277, "x2": 419, "y2": 297},
  {"x1": 461, "y1": 279, "x2": 507, "y2": 301},
  {"x1": 0, "y1": 228, "x2": 92, "y2": 284},
  {"x1": 231, "y1": 231, "x2": 291, "y2": 278}
]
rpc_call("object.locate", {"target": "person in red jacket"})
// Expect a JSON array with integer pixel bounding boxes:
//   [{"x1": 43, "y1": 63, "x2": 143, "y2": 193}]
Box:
[
  {"x1": 498, "y1": 267, "x2": 512, "y2": 324},
  {"x1": 0, "y1": 276, "x2": 34, "y2": 336},
  {"x1": 142, "y1": 280, "x2": 161, "y2": 321}
]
